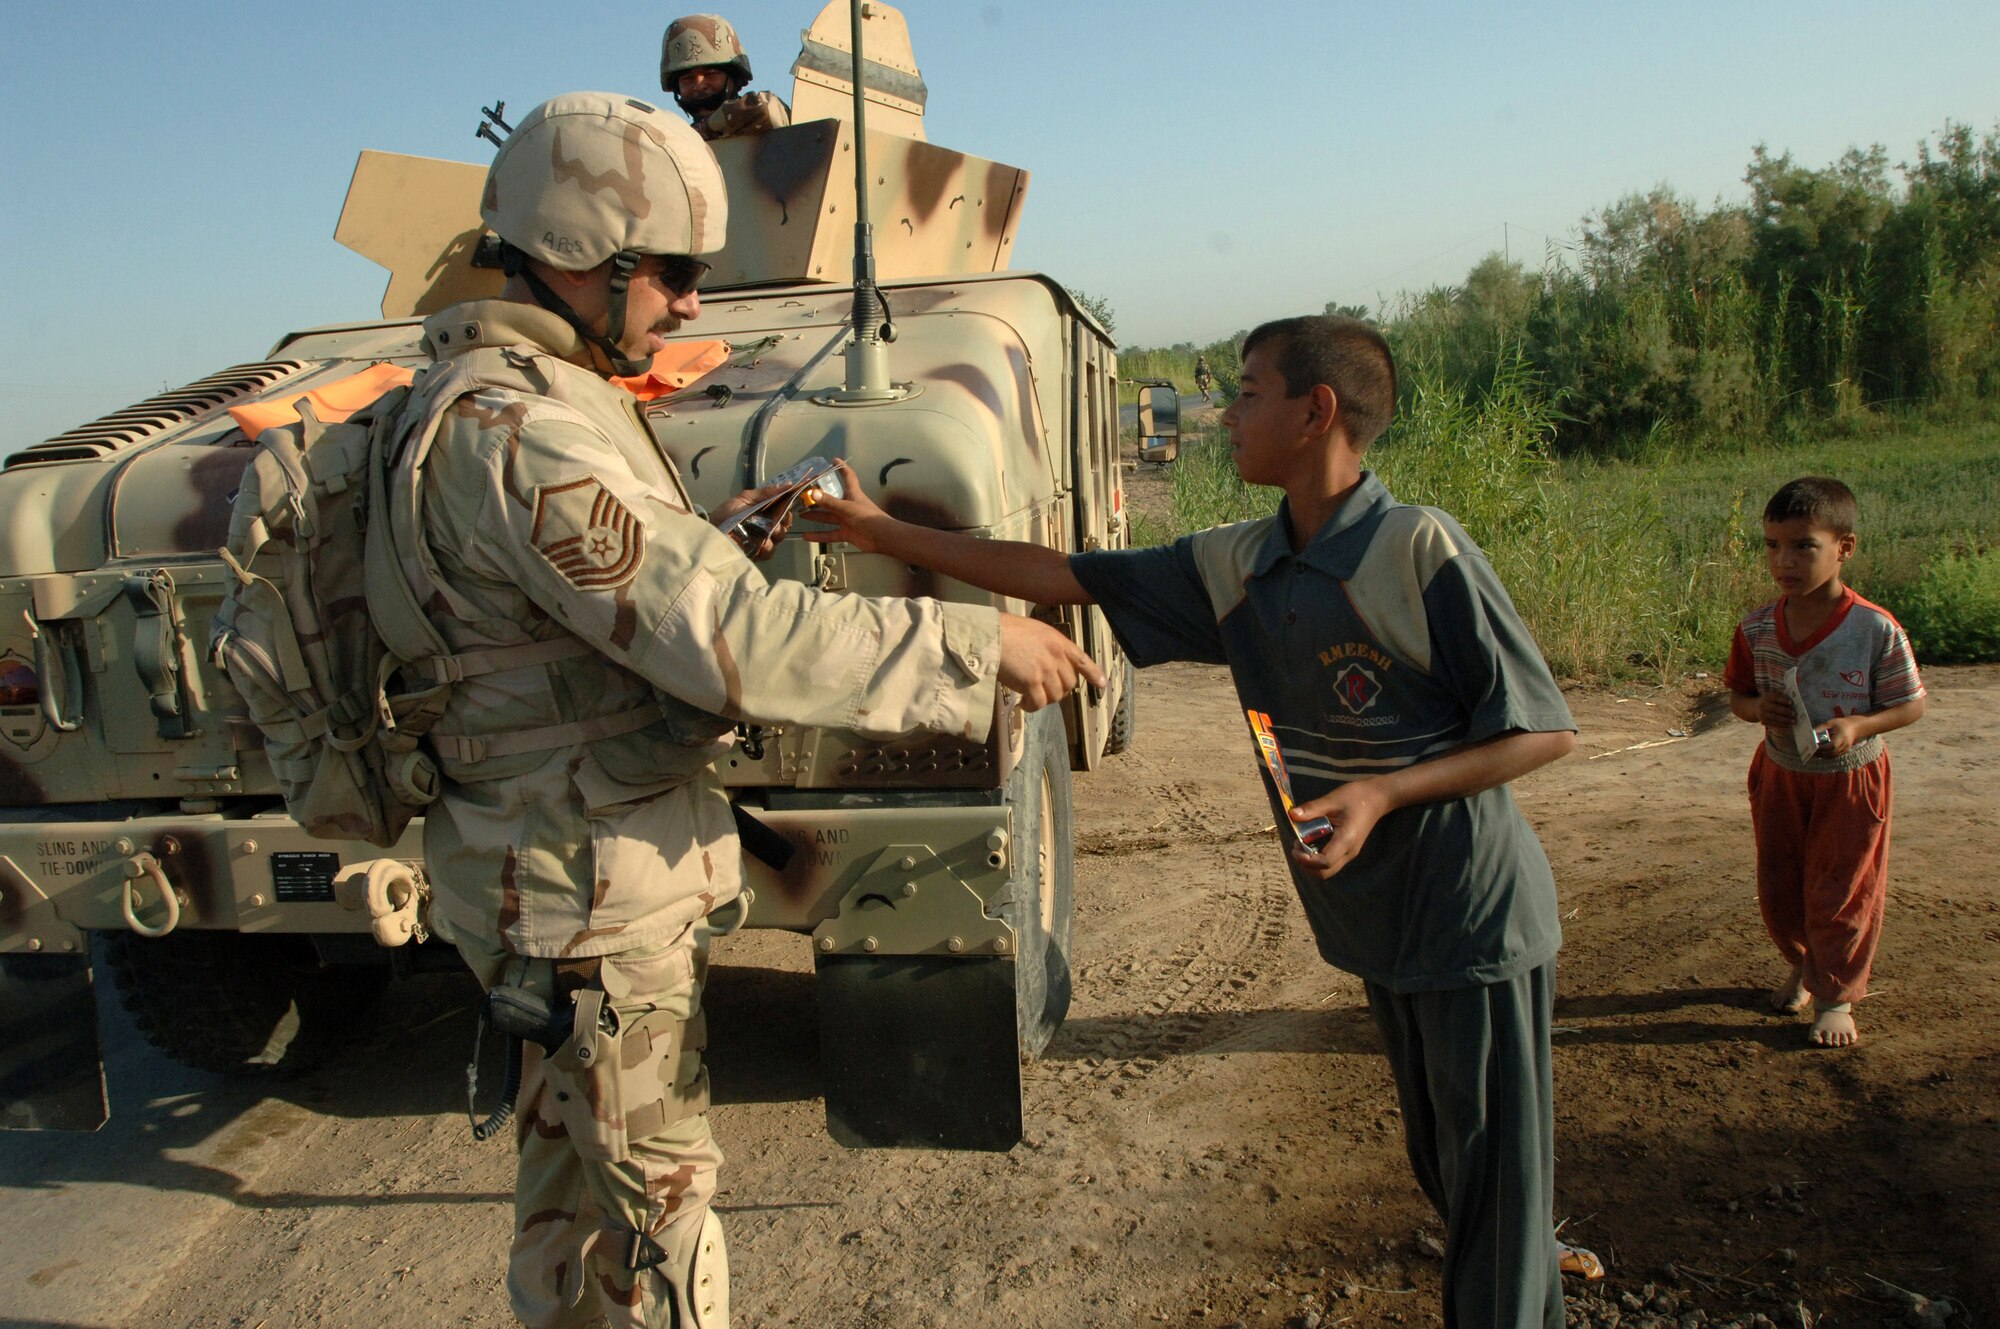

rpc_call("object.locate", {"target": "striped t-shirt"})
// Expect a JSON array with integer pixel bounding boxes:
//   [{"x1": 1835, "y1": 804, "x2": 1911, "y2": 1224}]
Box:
[{"x1": 1724, "y1": 587, "x2": 1925, "y2": 772}]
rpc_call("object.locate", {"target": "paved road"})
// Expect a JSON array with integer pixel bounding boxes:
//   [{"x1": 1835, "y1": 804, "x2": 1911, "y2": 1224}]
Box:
[
  {"x1": 1, "y1": 956, "x2": 283, "y2": 1328},
  {"x1": 0, "y1": 956, "x2": 489, "y2": 1329}
]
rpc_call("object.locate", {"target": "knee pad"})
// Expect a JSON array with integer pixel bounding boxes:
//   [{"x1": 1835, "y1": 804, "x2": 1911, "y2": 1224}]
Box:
[
  {"x1": 681, "y1": 1208, "x2": 728, "y2": 1329},
  {"x1": 644, "y1": 1208, "x2": 727, "y2": 1329}
]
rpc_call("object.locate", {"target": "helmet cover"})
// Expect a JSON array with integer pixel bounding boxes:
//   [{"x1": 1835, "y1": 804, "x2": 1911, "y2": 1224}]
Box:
[
  {"x1": 480, "y1": 91, "x2": 728, "y2": 271},
  {"x1": 662, "y1": 15, "x2": 754, "y2": 90}
]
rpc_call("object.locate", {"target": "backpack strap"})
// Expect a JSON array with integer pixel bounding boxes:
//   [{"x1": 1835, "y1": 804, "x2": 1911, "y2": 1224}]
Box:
[
  {"x1": 373, "y1": 355, "x2": 669, "y2": 766},
  {"x1": 364, "y1": 383, "x2": 455, "y2": 667},
  {"x1": 426, "y1": 700, "x2": 669, "y2": 764},
  {"x1": 400, "y1": 634, "x2": 597, "y2": 685}
]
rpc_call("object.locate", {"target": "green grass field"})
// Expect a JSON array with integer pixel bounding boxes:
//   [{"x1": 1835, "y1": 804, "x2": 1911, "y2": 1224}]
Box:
[{"x1": 1139, "y1": 405, "x2": 2000, "y2": 680}]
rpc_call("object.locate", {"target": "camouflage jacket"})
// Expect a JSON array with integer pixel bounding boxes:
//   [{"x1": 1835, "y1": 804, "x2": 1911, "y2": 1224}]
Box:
[
  {"x1": 405, "y1": 298, "x2": 999, "y2": 959},
  {"x1": 696, "y1": 91, "x2": 791, "y2": 141}
]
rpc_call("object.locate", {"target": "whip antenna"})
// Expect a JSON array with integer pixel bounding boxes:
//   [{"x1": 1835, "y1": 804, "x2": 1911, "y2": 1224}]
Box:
[{"x1": 830, "y1": 0, "x2": 906, "y2": 403}]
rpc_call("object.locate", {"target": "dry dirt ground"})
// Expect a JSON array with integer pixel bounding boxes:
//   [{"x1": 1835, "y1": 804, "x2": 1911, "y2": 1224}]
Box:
[{"x1": 4, "y1": 480, "x2": 1994, "y2": 1329}]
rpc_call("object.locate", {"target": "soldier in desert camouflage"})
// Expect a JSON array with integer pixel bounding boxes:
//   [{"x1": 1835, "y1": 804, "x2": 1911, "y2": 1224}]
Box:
[
  {"x1": 662, "y1": 15, "x2": 791, "y2": 141},
  {"x1": 397, "y1": 92, "x2": 1099, "y2": 1329}
]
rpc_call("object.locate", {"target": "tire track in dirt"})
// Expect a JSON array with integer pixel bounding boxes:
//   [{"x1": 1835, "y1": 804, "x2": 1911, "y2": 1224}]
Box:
[{"x1": 1050, "y1": 777, "x2": 1298, "y2": 1092}]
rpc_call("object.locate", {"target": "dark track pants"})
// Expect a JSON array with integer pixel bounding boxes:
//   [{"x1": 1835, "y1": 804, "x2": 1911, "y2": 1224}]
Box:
[{"x1": 1365, "y1": 963, "x2": 1563, "y2": 1329}]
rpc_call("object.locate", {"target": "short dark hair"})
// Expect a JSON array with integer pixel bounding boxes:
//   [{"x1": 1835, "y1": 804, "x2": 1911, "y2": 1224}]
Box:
[
  {"x1": 1240, "y1": 315, "x2": 1398, "y2": 449},
  {"x1": 1764, "y1": 476, "x2": 1857, "y2": 537}
]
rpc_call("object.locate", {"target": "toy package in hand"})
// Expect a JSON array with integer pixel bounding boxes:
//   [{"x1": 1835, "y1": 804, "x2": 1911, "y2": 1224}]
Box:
[
  {"x1": 716, "y1": 456, "x2": 847, "y2": 551},
  {"x1": 1780, "y1": 666, "x2": 1831, "y2": 760},
  {"x1": 1247, "y1": 709, "x2": 1334, "y2": 850}
]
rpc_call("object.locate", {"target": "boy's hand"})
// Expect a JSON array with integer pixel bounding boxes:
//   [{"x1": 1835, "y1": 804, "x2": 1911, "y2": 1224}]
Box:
[
  {"x1": 711, "y1": 479, "x2": 797, "y2": 561},
  {"x1": 1287, "y1": 781, "x2": 1391, "y2": 879},
  {"x1": 1819, "y1": 714, "x2": 1862, "y2": 755},
  {"x1": 799, "y1": 461, "x2": 890, "y2": 552},
  {"x1": 997, "y1": 613, "x2": 1107, "y2": 711},
  {"x1": 1755, "y1": 691, "x2": 1796, "y2": 730}
]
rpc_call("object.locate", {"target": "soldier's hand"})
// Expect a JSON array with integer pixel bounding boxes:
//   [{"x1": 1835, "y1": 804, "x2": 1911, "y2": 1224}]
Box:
[
  {"x1": 996, "y1": 613, "x2": 1106, "y2": 711},
  {"x1": 712, "y1": 480, "x2": 797, "y2": 560},
  {"x1": 798, "y1": 461, "x2": 891, "y2": 552}
]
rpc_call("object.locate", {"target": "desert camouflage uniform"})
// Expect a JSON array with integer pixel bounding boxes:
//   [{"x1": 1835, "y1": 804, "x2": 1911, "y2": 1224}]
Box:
[
  {"x1": 694, "y1": 91, "x2": 791, "y2": 142},
  {"x1": 662, "y1": 14, "x2": 790, "y2": 142},
  {"x1": 403, "y1": 295, "x2": 999, "y2": 1327}
]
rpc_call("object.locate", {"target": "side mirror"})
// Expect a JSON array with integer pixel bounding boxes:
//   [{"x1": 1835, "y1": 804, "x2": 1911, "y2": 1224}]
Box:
[{"x1": 1136, "y1": 384, "x2": 1180, "y2": 463}]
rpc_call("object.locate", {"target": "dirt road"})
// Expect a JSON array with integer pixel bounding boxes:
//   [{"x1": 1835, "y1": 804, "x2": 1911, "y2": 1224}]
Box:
[{"x1": 4, "y1": 659, "x2": 1993, "y2": 1329}]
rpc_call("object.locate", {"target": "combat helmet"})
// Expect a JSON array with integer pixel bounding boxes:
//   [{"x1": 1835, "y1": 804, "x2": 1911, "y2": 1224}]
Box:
[
  {"x1": 662, "y1": 15, "x2": 754, "y2": 112},
  {"x1": 480, "y1": 91, "x2": 728, "y2": 375}
]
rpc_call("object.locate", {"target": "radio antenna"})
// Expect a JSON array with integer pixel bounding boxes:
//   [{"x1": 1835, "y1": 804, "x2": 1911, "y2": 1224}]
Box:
[{"x1": 830, "y1": 0, "x2": 906, "y2": 402}]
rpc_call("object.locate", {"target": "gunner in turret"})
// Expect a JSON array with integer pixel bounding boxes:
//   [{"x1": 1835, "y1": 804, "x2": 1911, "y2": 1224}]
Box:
[{"x1": 662, "y1": 14, "x2": 792, "y2": 141}]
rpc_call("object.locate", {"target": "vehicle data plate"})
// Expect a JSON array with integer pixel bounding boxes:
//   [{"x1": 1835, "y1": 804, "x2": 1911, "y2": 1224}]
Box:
[{"x1": 271, "y1": 851, "x2": 341, "y2": 903}]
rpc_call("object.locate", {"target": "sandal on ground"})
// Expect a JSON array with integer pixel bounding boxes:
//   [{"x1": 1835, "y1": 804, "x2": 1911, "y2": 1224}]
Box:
[{"x1": 1558, "y1": 1241, "x2": 1606, "y2": 1280}]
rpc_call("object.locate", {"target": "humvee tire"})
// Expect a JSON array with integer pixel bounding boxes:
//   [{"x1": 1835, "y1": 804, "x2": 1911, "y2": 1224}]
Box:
[
  {"x1": 1006, "y1": 707, "x2": 1074, "y2": 1056},
  {"x1": 103, "y1": 931, "x2": 388, "y2": 1075},
  {"x1": 1105, "y1": 656, "x2": 1138, "y2": 757}
]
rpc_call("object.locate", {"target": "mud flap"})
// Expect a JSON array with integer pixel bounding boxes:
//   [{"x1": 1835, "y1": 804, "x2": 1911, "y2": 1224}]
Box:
[
  {"x1": 0, "y1": 953, "x2": 108, "y2": 1131},
  {"x1": 815, "y1": 954, "x2": 1021, "y2": 1151}
]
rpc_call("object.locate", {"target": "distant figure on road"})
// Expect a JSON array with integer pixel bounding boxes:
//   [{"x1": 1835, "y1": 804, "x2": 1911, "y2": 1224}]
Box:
[
  {"x1": 1725, "y1": 476, "x2": 1926, "y2": 1048},
  {"x1": 663, "y1": 14, "x2": 792, "y2": 141},
  {"x1": 807, "y1": 313, "x2": 1594, "y2": 1327},
  {"x1": 1194, "y1": 354, "x2": 1215, "y2": 401}
]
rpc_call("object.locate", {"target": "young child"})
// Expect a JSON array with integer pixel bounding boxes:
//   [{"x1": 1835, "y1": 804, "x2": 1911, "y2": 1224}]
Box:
[
  {"x1": 1725, "y1": 477, "x2": 1926, "y2": 1048},
  {"x1": 808, "y1": 315, "x2": 1583, "y2": 1328}
]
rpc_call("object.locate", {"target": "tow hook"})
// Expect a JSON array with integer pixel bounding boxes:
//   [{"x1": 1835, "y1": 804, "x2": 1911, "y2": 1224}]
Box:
[
  {"x1": 707, "y1": 886, "x2": 755, "y2": 938},
  {"x1": 333, "y1": 859, "x2": 431, "y2": 947},
  {"x1": 119, "y1": 852, "x2": 181, "y2": 938}
]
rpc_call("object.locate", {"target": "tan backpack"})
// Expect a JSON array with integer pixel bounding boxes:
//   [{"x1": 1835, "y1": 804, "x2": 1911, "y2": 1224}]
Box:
[{"x1": 210, "y1": 366, "x2": 597, "y2": 846}]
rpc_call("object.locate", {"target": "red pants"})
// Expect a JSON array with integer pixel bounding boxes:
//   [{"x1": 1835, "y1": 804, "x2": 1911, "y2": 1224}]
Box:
[{"x1": 1747, "y1": 745, "x2": 1893, "y2": 1006}]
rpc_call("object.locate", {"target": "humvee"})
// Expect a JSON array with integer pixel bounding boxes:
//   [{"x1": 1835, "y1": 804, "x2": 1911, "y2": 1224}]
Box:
[{"x1": 0, "y1": 1, "x2": 1140, "y2": 1151}]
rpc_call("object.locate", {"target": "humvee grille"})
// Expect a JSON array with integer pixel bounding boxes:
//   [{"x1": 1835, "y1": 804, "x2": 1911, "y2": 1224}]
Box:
[
  {"x1": 833, "y1": 736, "x2": 996, "y2": 786},
  {"x1": 6, "y1": 359, "x2": 313, "y2": 466}
]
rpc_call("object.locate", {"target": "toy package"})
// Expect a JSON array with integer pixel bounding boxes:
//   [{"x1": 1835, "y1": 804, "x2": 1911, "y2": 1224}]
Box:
[
  {"x1": 716, "y1": 456, "x2": 847, "y2": 550},
  {"x1": 1247, "y1": 709, "x2": 1334, "y2": 850}
]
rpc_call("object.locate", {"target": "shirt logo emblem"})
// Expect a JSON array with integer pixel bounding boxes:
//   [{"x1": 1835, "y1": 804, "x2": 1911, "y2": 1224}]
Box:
[
  {"x1": 1840, "y1": 669, "x2": 1865, "y2": 687},
  {"x1": 530, "y1": 477, "x2": 646, "y2": 591},
  {"x1": 1332, "y1": 662, "x2": 1383, "y2": 714}
]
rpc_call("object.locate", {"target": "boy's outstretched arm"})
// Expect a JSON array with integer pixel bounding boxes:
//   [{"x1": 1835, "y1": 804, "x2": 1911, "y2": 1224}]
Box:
[
  {"x1": 1286, "y1": 728, "x2": 1576, "y2": 879},
  {"x1": 804, "y1": 462, "x2": 1096, "y2": 607}
]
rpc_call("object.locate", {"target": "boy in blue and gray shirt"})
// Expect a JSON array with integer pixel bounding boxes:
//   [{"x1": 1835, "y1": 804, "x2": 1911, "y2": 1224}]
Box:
[{"x1": 809, "y1": 314, "x2": 1580, "y2": 1328}]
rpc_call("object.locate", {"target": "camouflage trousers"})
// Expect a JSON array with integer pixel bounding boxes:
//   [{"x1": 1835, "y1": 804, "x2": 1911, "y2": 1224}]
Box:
[{"x1": 457, "y1": 925, "x2": 726, "y2": 1329}]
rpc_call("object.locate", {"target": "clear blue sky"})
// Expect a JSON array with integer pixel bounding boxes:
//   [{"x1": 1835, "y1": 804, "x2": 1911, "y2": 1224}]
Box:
[{"x1": 4, "y1": 1, "x2": 1996, "y2": 450}]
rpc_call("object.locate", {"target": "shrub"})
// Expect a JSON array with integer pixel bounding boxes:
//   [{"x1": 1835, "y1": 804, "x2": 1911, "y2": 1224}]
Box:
[{"x1": 1891, "y1": 541, "x2": 2000, "y2": 664}]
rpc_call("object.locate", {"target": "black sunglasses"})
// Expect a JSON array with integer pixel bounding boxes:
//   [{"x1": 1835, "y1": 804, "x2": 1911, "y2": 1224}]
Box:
[{"x1": 650, "y1": 255, "x2": 710, "y2": 296}]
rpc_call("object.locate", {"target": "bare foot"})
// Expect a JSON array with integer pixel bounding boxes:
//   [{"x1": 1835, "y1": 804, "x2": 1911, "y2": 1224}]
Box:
[
  {"x1": 1809, "y1": 1002, "x2": 1859, "y2": 1048},
  {"x1": 1770, "y1": 965, "x2": 1810, "y2": 1014}
]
